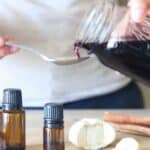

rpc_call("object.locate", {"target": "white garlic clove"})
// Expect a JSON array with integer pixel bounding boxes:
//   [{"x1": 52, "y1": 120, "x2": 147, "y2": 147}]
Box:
[
  {"x1": 69, "y1": 118, "x2": 116, "y2": 149},
  {"x1": 115, "y1": 137, "x2": 139, "y2": 150}
]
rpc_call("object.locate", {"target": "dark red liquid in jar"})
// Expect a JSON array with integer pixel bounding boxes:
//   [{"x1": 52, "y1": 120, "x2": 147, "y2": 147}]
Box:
[{"x1": 74, "y1": 40, "x2": 150, "y2": 85}]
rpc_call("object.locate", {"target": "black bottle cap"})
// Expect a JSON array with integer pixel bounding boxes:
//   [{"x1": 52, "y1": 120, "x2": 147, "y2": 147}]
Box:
[
  {"x1": 2, "y1": 89, "x2": 23, "y2": 110},
  {"x1": 44, "y1": 103, "x2": 64, "y2": 128}
]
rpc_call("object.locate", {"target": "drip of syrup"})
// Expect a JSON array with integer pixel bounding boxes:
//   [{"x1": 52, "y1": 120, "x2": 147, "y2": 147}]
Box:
[{"x1": 74, "y1": 46, "x2": 80, "y2": 59}]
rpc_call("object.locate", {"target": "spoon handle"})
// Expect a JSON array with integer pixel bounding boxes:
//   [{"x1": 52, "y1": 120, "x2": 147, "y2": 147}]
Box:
[{"x1": 5, "y1": 42, "x2": 46, "y2": 59}]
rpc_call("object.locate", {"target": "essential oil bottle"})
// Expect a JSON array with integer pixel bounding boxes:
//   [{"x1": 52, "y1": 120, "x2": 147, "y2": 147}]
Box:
[
  {"x1": 0, "y1": 89, "x2": 25, "y2": 150},
  {"x1": 43, "y1": 103, "x2": 64, "y2": 150}
]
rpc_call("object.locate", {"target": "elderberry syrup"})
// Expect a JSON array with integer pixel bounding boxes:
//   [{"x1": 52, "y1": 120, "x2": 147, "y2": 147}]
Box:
[{"x1": 74, "y1": 40, "x2": 150, "y2": 85}]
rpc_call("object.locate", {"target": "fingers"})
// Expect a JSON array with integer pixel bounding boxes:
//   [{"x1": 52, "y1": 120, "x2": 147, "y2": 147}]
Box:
[
  {"x1": 128, "y1": 0, "x2": 150, "y2": 23},
  {"x1": 4, "y1": 36, "x2": 19, "y2": 52},
  {"x1": 0, "y1": 36, "x2": 19, "y2": 58},
  {"x1": 0, "y1": 38, "x2": 5, "y2": 47}
]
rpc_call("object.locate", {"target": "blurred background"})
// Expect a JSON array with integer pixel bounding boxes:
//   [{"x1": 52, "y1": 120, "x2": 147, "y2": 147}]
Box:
[{"x1": 0, "y1": 0, "x2": 149, "y2": 108}]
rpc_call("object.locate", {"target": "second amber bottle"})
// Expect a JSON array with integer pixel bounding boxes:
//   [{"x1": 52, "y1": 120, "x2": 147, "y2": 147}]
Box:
[{"x1": 43, "y1": 103, "x2": 64, "y2": 150}]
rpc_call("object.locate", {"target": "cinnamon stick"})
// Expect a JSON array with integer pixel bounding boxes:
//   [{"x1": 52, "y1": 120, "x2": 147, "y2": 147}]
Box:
[
  {"x1": 112, "y1": 123, "x2": 150, "y2": 136},
  {"x1": 115, "y1": 128, "x2": 149, "y2": 137},
  {"x1": 104, "y1": 112, "x2": 150, "y2": 126}
]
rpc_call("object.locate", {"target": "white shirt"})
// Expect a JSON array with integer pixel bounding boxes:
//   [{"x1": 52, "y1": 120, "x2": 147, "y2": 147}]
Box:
[{"x1": 0, "y1": 0, "x2": 130, "y2": 107}]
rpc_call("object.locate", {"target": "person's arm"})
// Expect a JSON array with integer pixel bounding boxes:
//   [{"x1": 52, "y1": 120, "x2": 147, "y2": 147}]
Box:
[
  {"x1": 129, "y1": 0, "x2": 150, "y2": 23},
  {"x1": 0, "y1": 37, "x2": 18, "y2": 59}
]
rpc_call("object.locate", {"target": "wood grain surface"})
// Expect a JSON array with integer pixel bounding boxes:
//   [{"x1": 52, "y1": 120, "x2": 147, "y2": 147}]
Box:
[{"x1": 26, "y1": 110, "x2": 150, "y2": 150}]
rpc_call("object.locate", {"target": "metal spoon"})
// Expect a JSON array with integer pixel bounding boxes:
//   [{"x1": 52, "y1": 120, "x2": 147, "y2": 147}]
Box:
[{"x1": 5, "y1": 42, "x2": 93, "y2": 65}]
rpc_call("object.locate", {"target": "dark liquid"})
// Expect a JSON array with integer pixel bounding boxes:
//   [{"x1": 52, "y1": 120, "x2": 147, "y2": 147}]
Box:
[
  {"x1": 0, "y1": 111, "x2": 25, "y2": 150},
  {"x1": 44, "y1": 143, "x2": 64, "y2": 150},
  {"x1": 1, "y1": 146, "x2": 25, "y2": 150},
  {"x1": 74, "y1": 41, "x2": 150, "y2": 85},
  {"x1": 43, "y1": 127, "x2": 64, "y2": 150}
]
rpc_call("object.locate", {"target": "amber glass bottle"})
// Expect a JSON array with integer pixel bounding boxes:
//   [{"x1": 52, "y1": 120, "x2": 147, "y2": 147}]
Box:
[
  {"x1": 0, "y1": 89, "x2": 25, "y2": 150},
  {"x1": 43, "y1": 103, "x2": 64, "y2": 150}
]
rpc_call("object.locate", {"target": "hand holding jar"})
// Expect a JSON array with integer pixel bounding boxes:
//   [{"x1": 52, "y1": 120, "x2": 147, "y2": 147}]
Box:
[{"x1": 129, "y1": 0, "x2": 150, "y2": 23}]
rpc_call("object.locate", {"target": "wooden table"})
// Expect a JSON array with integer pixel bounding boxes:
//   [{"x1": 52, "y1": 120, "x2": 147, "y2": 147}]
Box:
[{"x1": 26, "y1": 109, "x2": 150, "y2": 150}]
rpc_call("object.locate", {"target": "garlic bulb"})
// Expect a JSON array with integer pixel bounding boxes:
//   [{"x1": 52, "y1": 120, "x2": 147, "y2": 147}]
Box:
[
  {"x1": 69, "y1": 118, "x2": 116, "y2": 149},
  {"x1": 115, "y1": 137, "x2": 139, "y2": 150}
]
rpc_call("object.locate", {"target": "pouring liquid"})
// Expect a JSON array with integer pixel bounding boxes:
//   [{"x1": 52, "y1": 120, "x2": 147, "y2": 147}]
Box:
[{"x1": 74, "y1": 41, "x2": 150, "y2": 85}]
